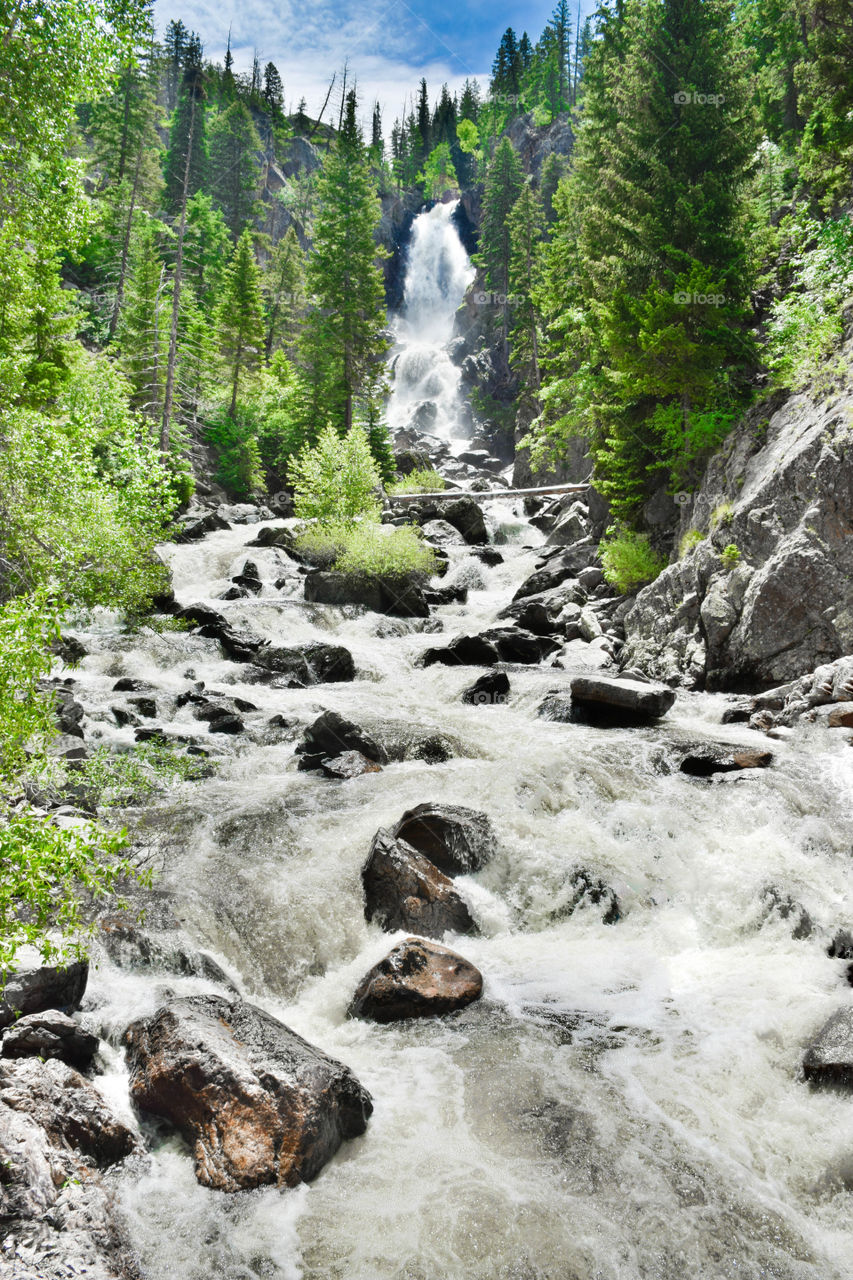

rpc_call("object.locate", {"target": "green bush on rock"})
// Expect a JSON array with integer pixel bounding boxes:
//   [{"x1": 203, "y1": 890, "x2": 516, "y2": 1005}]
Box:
[{"x1": 600, "y1": 527, "x2": 668, "y2": 594}]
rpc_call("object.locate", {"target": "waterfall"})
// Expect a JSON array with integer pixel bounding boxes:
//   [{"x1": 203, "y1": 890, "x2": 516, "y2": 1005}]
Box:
[{"x1": 386, "y1": 200, "x2": 476, "y2": 450}]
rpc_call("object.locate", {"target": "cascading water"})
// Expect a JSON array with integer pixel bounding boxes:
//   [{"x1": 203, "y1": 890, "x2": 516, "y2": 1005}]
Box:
[
  {"x1": 57, "y1": 206, "x2": 853, "y2": 1280},
  {"x1": 386, "y1": 200, "x2": 476, "y2": 449}
]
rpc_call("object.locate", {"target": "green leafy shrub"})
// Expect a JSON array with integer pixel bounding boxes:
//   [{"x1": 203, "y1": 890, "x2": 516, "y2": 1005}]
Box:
[
  {"x1": 710, "y1": 501, "x2": 734, "y2": 529},
  {"x1": 386, "y1": 469, "x2": 445, "y2": 496},
  {"x1": 205, "y1": 404, "x2": 265, "y2": 498},
  {"x1": 766, "y1": 215, "x2": 853, "y2": 389},
  {"x1": 721, "y1": 543, "x2": 742, "y2": 570},
  {"x1": 600, "y1": 527, "x2": 668, "y2": 594},
  {"x1": 289, "y1": 422, "x2": 381, "y2": 524},
  {"x1": 294, "y1": 521, "x2": 438, "y2": 579}
]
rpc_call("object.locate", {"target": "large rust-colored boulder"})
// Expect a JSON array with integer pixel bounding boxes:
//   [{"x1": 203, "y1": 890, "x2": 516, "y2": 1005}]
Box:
[
  {"x1": 361, "y1": 829, "x2": 477, "y2": 938},
  {"x1": 349, "y1": 938, "x2": 483, "y2": 1023},
  {"x1": 124, "y1": 995, "x2": 372, "y2": 1192},
  {"x1": 391, "y1": 803, "x2": 496, "y2": 875}
]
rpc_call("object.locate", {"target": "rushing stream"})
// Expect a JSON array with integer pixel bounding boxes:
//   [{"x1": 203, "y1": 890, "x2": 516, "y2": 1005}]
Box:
[{"x1": 67, "y1": 205, "x2": 853, "y2": 1279}]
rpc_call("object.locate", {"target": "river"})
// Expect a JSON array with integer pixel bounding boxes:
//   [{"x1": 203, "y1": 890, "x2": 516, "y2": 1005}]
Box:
[{"x1": 69, "y1": 201, "x2": 853, "y2": 1280}]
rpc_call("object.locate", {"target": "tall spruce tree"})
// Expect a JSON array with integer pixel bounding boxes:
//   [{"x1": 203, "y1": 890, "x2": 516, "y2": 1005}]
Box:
[
  {"x1": 479, "y1": 138, "x2": 524, "y2": 340},
  {"x1": 209, "y1": 101, "x2": 262, "y2": 240},
  {"x1": 218, "y1": 230, "x2": 266, "y2": 417},
  {"x1": 508, "y1": 182, "x2": 546, "y2": 421},
  {"x1": 299, "y1": 89, "x2": 388, "y2": 437},
  {"x1": 263, "y1": 226, "x2": 305, "y2": 359}
]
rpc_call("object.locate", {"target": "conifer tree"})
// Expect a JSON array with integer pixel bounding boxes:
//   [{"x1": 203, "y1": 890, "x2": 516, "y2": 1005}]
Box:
[
  {"x1": 299, "y1": 89, "x2": 388, "y2": 438},
  {"x1": 163, "y1": 19, "x2": 189, "y2": 114},
  {"x1": 209, "y1": 101, "x2": 262, "y2": 240},
  {"x1": 218, "y1": 230, "x2": 266, "y2": 417},
  {"x1": 163, "y1": 35, "x2": 206, "y2": 217},
  {"x1": 508, "y1": 182, "x2": 546, "y2": 420},
  {"x1": 479, "y1": 138, "x2": 524, "y2": 339},
  {"x1": 183, "y1": 192, "x2": 230, "y2": 313},
  {"x1": 263, "y1": 226, "x2": 305, "y2": 359},
  {"x1": 117, "y1": 216, "x2": 168, "y2": 417}
]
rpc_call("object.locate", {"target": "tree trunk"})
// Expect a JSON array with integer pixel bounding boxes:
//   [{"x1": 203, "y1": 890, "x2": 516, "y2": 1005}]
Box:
[{"x1": 108, "y1": 143, "x2": 144, "y2": 342}]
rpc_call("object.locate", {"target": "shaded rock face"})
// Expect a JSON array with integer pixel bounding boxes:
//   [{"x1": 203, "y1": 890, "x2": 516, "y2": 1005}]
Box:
[
  {"x1": 124, "y1": 995, "x2": 372, "y2": 1192},
  {"x1": 442, "y1": 497, "x2": 488, "y2": 545},
  {"x1": 304, "y1": 571, "x2": 429, "y2": 618},
  {"x1": 0, "y1": 958, "x2": 88, "y2": 1030},
  {"x1": 622, "y1": 361, "x2": 853, "y2": 690},
  {"x1": 362, "y1": 830, "x2": 477, "y2": 939},
  {"x1": 725, "y1": 655, "x2": 853, "y2": 735},
  {"x1": 802, "y1": 1007, "x2": 853, "y2": 1088},
  {"x1": 391, "y1": 803, "x2": 497, "y2": 875},
  {"x1": 349, "y1": 938, "x2": 483, "y2": 1023},
  {"x1": 462, "y1": 671, "x2": 510, "y2": 705},
  {"x1": 0, "y1": 1058, "x2": 140, "y2": 1280},
  {"x1": 1, "y1": 1010, "x2": 99, "y2": 1069}
]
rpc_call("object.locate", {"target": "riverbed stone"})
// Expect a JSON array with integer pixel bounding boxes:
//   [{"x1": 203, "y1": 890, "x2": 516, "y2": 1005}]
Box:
[
  {"x1": 461, "y1": 671, "x2": 510, "y2": 705},
  {"x1": 442, "y1": 497, "x2": 488, "y2": 545},
  {"x1": 304, "y1": 570, "x2": 429, "y2": 618},
  {"x1": 677, "y1": 745, "x2": 774, "y2": 776},
  {"x1": 124, "y1": 994, "x2": 373, "y2": 1192},
  {"x1": 297, "y1": 710, "x2": 388, "y2": 767},
  {"x1": 321, "y1": 751, "x2": 383, "y2": 779},
  {"x1": 362, "y1": 829, "x2": 477, "y2": 938},
  {"x1": 349, "y1": 938, "x2": 483, "y2": 1022},
  {"x1": 802, "y1": 1007, "x2": 853, "y2": 1088},
  {"x1": 391, "y1": 803, "x2": 497, "y2": 875},
  {"x1": 255, "y1": 641, "x2": 356, "y2": 684},
  {"x1": 0, "y1": 958, "x2": 88, "y2": 1030},
  {"x1": 421, "y1": 633, "x2": 500, "y2": 667},
  {"x1": 1, "y1": 1010, "x2": 100, "y2": 1069},
  {"x1": 571, "y1": 674, "x2": 676, "y2": 724}
]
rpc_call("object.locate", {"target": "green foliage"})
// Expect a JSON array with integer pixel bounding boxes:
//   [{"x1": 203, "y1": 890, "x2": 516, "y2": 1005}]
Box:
[
  {"x1": 766, "y1": 214, "x2": 853, "y2": 388},
  {"x1": 209, "y1": 101, "x2": 262, "y2": 240},
  {"x1": 0, "y1": 805, "x2": 145, "y2": 972},
  {"x1": 0, "y1": 594, "x2": 60, "y2": 780},
  {"x1": 295, "y1": 522, "x2": 438, "y2": 579},
  {"x1": 600, "y1": 526, "x2": 668, "y2": 594},
  {"x1": 217, "y1": 230, "x2": 266, "y2": 418},
  {"x1": 205, "y1": 404, "x2": 266, "y2": 498},
  {"x1": 81, "y1": 741, "x2": 212, "y2": 808},
  {"x1": 0, "y1": 354, "x2": 178, "y2": 611},
  {"x1": 290, "y1": 422, "x2": 381, "y2": 524},
  {"x1": 418, "y1": 143, "x2": 459, "y2": 199},
  {"x1": 721, "y1": 542, "x2": 742, "y2": 570},
  {"x1": 710, "y1": 501, "x2": 734, "y2": 529},
  {"x1": 479, "y1": 139, "x2": 524, "y2": 307},
  {"x1": 386, "y1": 469, "x2": 446, "y2": 496}
]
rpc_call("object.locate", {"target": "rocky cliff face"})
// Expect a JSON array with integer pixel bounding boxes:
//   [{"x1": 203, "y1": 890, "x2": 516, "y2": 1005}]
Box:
[{"x1": 622, "y1": 338, "x2": 853, "y2": 689}]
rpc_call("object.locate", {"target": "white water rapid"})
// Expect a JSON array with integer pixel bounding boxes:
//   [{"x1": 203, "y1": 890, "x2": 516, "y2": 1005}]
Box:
[
  {"x1": 62, "y1": 211, "x2": 853, "y2": 1280},
  {"x1": 386, "y1": 200, "x2": 476, "y2": 450}
]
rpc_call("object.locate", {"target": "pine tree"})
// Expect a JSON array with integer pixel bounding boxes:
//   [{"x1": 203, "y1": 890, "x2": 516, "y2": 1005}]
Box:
[
  {"x1": 508, "y1": 182, "x2": 546, "y2": 420},
  {"x1": 163, "y1": 35, "x2": 206, "y2": 218},
  {"x1": 371, "y1": 102, "x2": 383, "y2": 157},
  {"x1": 117, "y1": 216, "x2": 168, "y2": 417},
  {"x1": 299, "y1": 89, "x2": 388, "y2": 437},
  {"x1": 795, "y1": 0, "x2": 853, "y2": 208},
  {"x1": 549, "y1": 0, "x2": 572, "y2": 108},
  {"x1": 163, "y1": 19, "x2": 189, "y2": 114},
  {"x1": 415, "y1": 80, "x2": 431, "y2": 167},
  {"x1": 209, "y1": 101, "x2": 262, "y2": 240},
  {"x1": 263, "y1": 63, "x2": 284, "y2": 117},
  {"x1": 539, "y1": 152, "x2": 566, "y2": 226},
  {"x1": 479, "y1": 138, "x2": 524, "y2": 339},
  {"x1": 218, "y1": 230, "x2": 266, "y2": 417},
  {"x1": 183, "y1": 192, "x2": 230, "y2": 313},
  {"x1": 459, "y1": 80, "x2": 481, "y2": 123},
  {"x1": 263, "y1": 226, "x2": 305, "y2": 359}
]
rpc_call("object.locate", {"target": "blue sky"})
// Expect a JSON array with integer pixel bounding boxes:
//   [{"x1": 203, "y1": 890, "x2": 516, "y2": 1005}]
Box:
[{"x1": 153, "y1": 0, "x2": 597, "y2": 126}]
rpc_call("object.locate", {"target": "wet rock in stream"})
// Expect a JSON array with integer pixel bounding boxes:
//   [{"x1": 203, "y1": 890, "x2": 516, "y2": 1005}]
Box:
[
  {"x1": 802, "y1": 1007, "x2": 853, "y2": 1088},
  {"x1": 124, "y1": 995, "x2": 372, "y2": 1191},
  {"x1": 1, "y1": 1010, "x2": 100, "y2": 1069},
  {"x1": 361, "y1": 829, "x2": 477, "y2": 938},
  {"x1": 0, "y1": 958, "x2": 89, "y2": 1030},
  {"x1": 349, "y1": 937, "x2": 483, "y2": 1022},
  {"x1": 391, "y1": 802, "x2": 497, "y2": 875},
  {"x1": 461, "y1": 670, "x2": 510, "y2": 705},
  {"x1": 296, "y1": 710, "x2": 457, "y2": 771}
]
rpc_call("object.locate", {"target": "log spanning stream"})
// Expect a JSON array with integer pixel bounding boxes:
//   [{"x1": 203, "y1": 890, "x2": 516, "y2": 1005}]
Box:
[{"x1": 66, "y1": 203, "x2": 853, "y2": 1279}]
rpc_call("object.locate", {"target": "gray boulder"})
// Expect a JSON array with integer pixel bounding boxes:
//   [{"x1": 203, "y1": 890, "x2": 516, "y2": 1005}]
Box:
[
  {"x1": 2, "y1": 1010, "x2": 99, "y2": 1069},
  {"x1": 802, "y1": 1007, "x2": 853, "y2": 1088},
  {"x1": 0, "y1": 957, "x2": 88, "y2": 1029}
]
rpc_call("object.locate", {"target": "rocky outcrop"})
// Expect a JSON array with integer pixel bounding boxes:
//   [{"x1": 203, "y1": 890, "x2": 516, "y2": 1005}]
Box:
[
  {"x1": 1, "y1": 1010, "x2": 100, "y2": 1069},
  {"x1": 0, "y1": 956, "x2": 88, "y2": 1029},
  {"x1": 0, "y1": 1057, "x2": 140, "y2": 1279},
  {"x1": 124, "y1": 995, "x2": 372, "y2": 1191},
  {"x1": 721, "y1": 655, "x2": 853, "y2": 735},
  {"x1": 391, "y1": 803, "x2": 497, "y2": 875},
  {"x1": 623, "y1": 358, "x2": 853, "y2": 690},
  {"x1": 361, "y1": 830, "x2": 477, "y2": 939},
  {"x1": 349, "y1": 938, "x2": 483, "y2": 1023}
]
